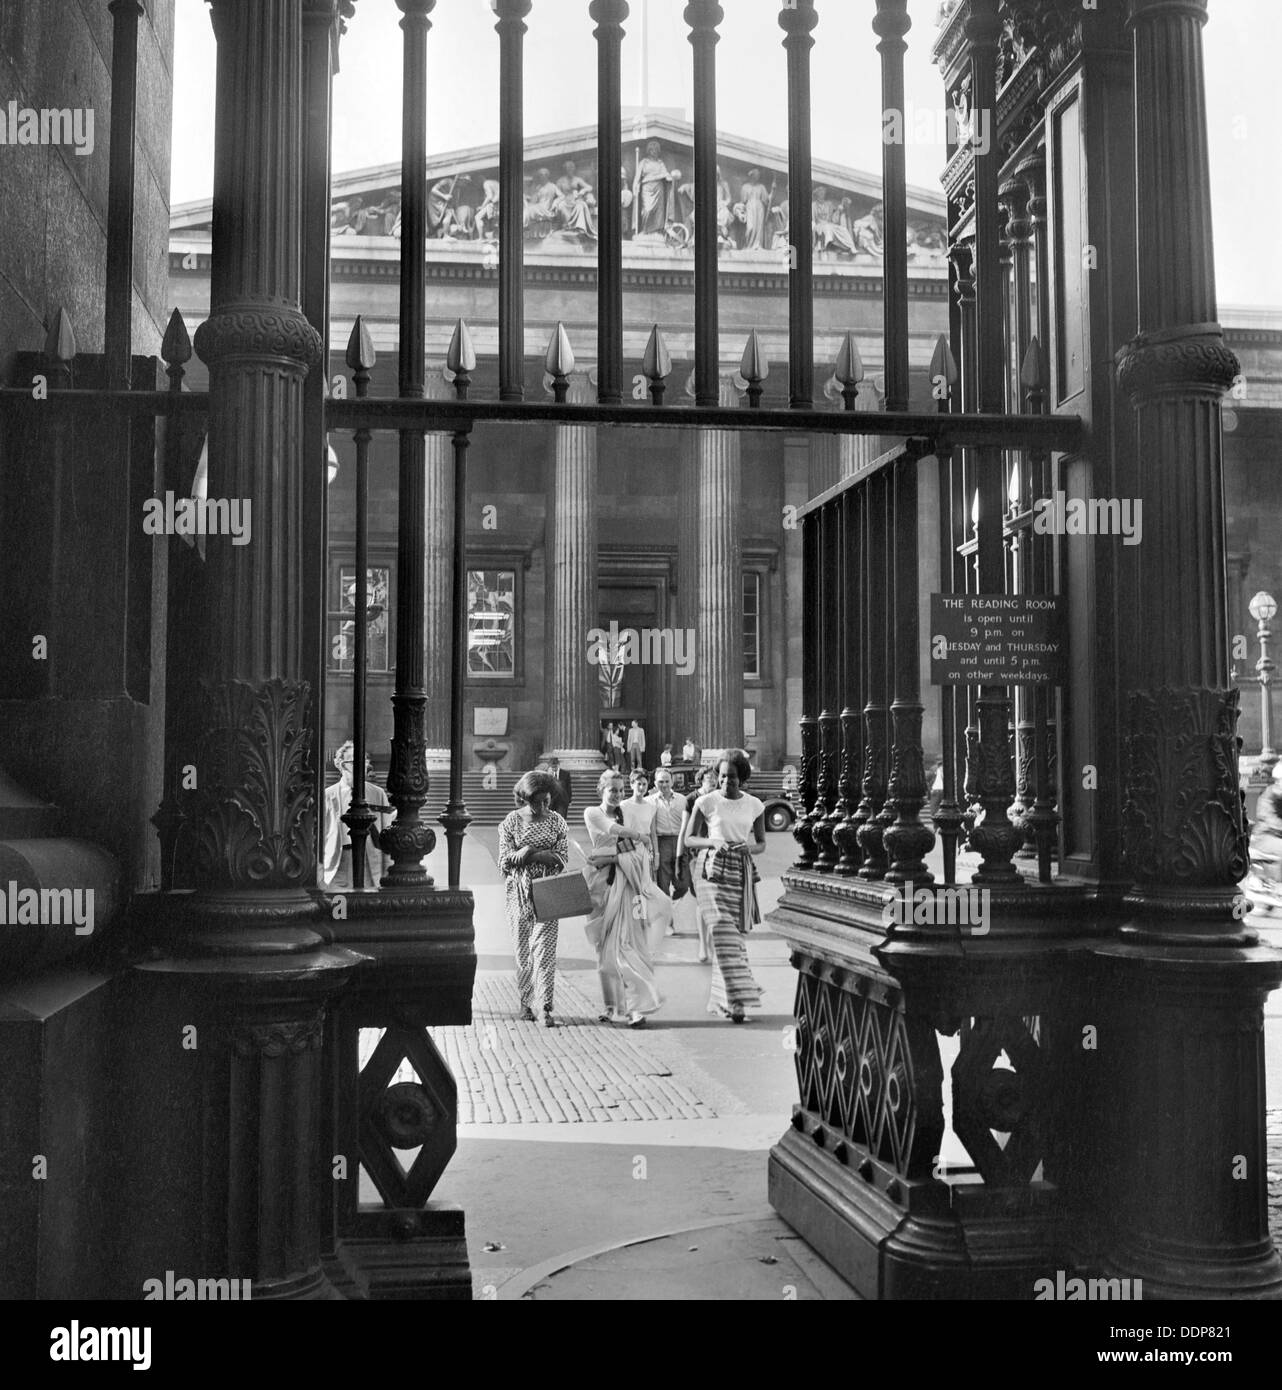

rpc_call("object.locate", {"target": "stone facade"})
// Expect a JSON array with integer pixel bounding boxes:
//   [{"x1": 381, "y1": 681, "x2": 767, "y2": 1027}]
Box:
[{"x1": 170, "y1": 117, "x2": 952, "y2": 775}]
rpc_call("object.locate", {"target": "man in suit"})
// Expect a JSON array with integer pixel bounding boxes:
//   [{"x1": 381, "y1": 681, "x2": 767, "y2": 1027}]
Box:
[
  {"x1": 627, "y1": 719, "x2": 646, "y2": 771},
  {"x1": 546, "y1": 756, "x2": 573, "y2": 819}
]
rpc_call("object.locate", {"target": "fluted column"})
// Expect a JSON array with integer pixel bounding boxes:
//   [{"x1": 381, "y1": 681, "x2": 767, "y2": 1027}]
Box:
[
  {"x1": 423, "y1": 370, "x2": 454, "y2": 768},
  {"x1": 546, "y1": 372, "x2": 602, "y2": 770},
  {"x1": 690, "y1": 378, "x2": 743, "y2": 760},
  {"x1": 676, "y1": 430, "x2": 701, "y2": 752},
  {"x1": 808, "y1": 434, "x2": 842, "y2": 498},
  {"x1": 963, "y1": 0, "x2": 1022, "y2": 883},
  {"x1": 1098, "y1": 0, "x2": 1282, "y2": 1304},
  {"x1": 1115, "y1": 0, "x2": 1247, "y2": 938},
  {"x1": 157, "y1": 0, "x2": 361, "y2": 1305},
  {"x1": 192, "y1": 0, "x2": 325, "y2": 901}
]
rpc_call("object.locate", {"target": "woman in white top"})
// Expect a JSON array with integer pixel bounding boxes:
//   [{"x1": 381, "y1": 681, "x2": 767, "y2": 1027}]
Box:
[
  {"x1": 682, "y1": 750, "x2": 766, "y2": 1022},
  {"x1": 582, "y1": 770, "x2": 668, "y2": 1026}
]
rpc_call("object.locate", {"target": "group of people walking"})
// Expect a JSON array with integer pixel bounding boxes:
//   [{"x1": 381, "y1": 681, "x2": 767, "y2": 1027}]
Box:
[
  {"x1": 600, "y1": 724, "x2": 705, "y2": 775},
  {"x1": 497, "y1": 750, "x2": 768, "y2": 1029}
]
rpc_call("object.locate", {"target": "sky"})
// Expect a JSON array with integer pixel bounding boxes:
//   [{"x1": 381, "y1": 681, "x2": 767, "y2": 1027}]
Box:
[{"x1": 170, "y1": 0, "x2": 1281, "y2": 308}]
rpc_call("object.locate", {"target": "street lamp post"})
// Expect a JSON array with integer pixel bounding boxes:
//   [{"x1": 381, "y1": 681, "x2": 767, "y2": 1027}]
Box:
[{"x1": 1249, "y1": 590, "x2": 1277, "y2": 774}]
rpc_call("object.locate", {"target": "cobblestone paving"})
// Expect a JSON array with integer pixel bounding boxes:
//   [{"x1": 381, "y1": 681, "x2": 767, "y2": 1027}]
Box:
[{"x1": 424, "y1": 972, "x2": 728, "y2": 1124}]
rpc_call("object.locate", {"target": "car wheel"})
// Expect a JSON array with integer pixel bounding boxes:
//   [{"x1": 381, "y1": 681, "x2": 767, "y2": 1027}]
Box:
[{"x1": 765, "y1": 803, "x2": 793, "y2": 832}]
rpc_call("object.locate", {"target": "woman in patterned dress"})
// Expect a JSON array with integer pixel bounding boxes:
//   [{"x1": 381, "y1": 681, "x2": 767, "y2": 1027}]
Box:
[
  {"x1": 497, "y1": 771, "x2": 570, "y2": 1028},
  {"x1": 683, "y1": 750, "x2": 766, "y2": 1023},
  {"x1": 582, "y1": 770, "x2": 666, "y2": 1026}
]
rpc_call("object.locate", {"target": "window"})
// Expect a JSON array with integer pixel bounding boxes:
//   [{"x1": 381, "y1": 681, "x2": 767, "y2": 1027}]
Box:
[
  {"x1": 743, "y1": 571, "x2": 761, "y2": 679},
  {"x1": 467, "y1": 568, "x2": 516, "y2": 677},
  {"x1": 328, "y1": 563, "x2": 391, "y2": 673}
]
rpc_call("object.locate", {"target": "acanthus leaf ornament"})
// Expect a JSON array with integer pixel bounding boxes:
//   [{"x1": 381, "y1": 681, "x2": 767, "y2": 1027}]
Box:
[
  {"x1": 1122, "y1": 686, "x2": 1250, "y2": 887},
  {"x1": 184, "y1": 677, "x2": 317, "y2": 891}
]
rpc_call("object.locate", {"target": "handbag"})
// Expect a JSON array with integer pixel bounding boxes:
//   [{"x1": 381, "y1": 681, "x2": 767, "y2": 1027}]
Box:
[{"x1": 531, "y1": 869, "x2": 594, "y2": 921}]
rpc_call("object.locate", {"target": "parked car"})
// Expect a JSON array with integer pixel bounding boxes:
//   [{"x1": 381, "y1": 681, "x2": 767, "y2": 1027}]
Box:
[{"x1": 664, "y1": 761, "x2": 796, "y2": 831}]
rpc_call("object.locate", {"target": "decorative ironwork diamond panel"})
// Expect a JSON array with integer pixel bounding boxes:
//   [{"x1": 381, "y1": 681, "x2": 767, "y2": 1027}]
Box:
[
  {"x1": 791, "y1": 968, "x2": 943, "y2": 1182},
  {"x1": 358, "y1": 1024, "x2": 457, "y2": 1208},
  {"x1": 951, "y1": 1014, "x2": 1045, "y2": 1186}
]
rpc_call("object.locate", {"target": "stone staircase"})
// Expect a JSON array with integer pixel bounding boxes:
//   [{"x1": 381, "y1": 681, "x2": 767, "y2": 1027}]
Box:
[{"x1": 338, "y1": 769, "x2": 793, "y2": 828}]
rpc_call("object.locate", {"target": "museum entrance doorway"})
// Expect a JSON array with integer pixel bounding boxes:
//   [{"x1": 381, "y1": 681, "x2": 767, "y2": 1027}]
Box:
[{"x1": 597, "y1": 574, "x2": 671, "y2": 767}]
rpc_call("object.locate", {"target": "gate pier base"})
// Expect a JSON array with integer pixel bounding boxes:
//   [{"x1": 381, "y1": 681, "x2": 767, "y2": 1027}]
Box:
[{"x1": 1096, "y1": 942, "x2": 1282, "y2": 1300}]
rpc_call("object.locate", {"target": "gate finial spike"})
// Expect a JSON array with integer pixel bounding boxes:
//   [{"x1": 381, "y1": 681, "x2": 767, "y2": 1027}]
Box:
[
  {"x1": 43, "y1": 307, "x2": 77, "y2": 364},
  {"x1": 345, "y1": 316, "x2": 377, "y2": 373},
  {"x1": 447, "y1": 319, "x2": 475, "y2": 399},
  {"x1": 834, "y1": 331, "x2": 864, "y2": 386},
  {"x1": 642, "y1": 324, "x2": 671, "y2": 405},
  {"x1": 546, "y1": 322, "x2": 575, "y2": 402},
  {"x1": 929, "y1": 333, "x2": 958, "y2": 415},
  {"x1": 1020, "y1": 334, "x2": 1046, "y2": 390},
  {"x1": 161, "y1": 308, "x2": 192, "y2": 367},
  {"x1": 447, "y1": 318, "x2": 476, "y2": 375},
  {"x1": 929, "y1": 333, "x2": 958, "y2": 386},
  {"x1": 834, "y1": 332, "x2": 864, "y2": 410},
  {"x1": 740, "y1": 329, "x2": 768, "y2": 408}
]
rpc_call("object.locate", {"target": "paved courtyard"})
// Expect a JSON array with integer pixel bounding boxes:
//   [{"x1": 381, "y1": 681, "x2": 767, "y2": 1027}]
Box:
[{"x1": 369, "y1": 824, "x2": 1282, "y2": 1297}]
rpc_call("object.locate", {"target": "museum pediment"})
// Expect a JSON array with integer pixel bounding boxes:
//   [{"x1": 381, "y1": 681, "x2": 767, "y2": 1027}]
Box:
[{"x1": 172, "y1": 113, "x2": 946, "y2": 266}]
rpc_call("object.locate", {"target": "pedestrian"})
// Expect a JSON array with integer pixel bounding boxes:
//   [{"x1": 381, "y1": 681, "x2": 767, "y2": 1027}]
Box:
[
  {"x1": 1252, "y1": 762, "x2": 1282, "y2": 881},
  {"x1": 676, "y1": 765, "x2": 719, "y2": 958},
  {"x1": 610, "y1": 722, "x2": 625, "y2": 769},
  {"x1": 659, "y1": 743, "x2": 674, "y2": 767},
  {"x1": 497, "y1": 770, "x2": 570, "y2": 1027},
  {"x1": 647, "y1": 766, "x2": 687, "y2": 927},
  {"x1": 546, "y1": 755, "x2": 573, "y2": 819},
  {"x1": 321, "y1": 741, "x2": 393, "y2": 888},
  {"x1": 683, "y1": 750, "x2": 766, "y2": 1023},
  {"x1": 627, "y1": 719, "x2": 646, "y2": 771},
  {"x1": 583, "y1": 769, "x2": 666, "y2": 1026},
  {"x1": 682, "y1": 735, "x2": 696, "y2": 763}
]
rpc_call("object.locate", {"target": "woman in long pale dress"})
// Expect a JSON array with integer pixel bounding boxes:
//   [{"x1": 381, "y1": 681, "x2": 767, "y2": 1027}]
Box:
[
  {"x1": 621, "y1": 769, "x2": 674, "y2": 941},
  {"x1": 683, "y1": 750, "x2": 766, "y2": 1023},
  {"x1": 583, "y1": 770, "x2": 668, "y2": 1027}
]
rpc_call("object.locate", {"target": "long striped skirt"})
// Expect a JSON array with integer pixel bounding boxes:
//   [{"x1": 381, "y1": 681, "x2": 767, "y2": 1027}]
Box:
[{"x1": 694, "y1": 848, "x2": 763, "y2": 1014}]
